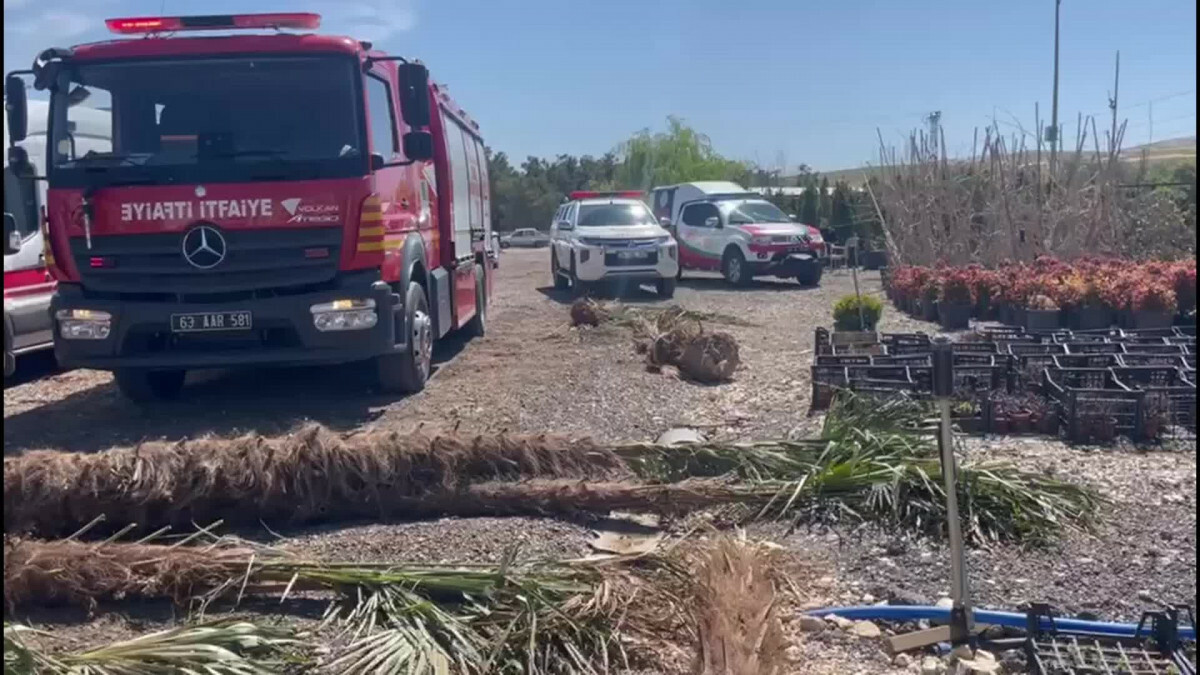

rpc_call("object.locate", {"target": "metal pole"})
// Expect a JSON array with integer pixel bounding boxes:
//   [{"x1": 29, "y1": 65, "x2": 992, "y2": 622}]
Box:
[
  {"x1": 932, "y1": 339, "x2": 974, "y2": 640},
  {"x1": 1049, "y1": 0, "x2": 1062, "y2": 176}
]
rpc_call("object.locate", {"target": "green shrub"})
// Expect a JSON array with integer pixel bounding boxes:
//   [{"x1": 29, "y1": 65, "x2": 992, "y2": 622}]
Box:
[{"x1": 833, "y1": 294, "x2": 884, "y2": 331}]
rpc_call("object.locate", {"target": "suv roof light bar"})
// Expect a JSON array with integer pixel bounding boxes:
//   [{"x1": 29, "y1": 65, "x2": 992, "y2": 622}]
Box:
[{"x1": 105, "y1": 13, "x2": 321, "y2": 35}]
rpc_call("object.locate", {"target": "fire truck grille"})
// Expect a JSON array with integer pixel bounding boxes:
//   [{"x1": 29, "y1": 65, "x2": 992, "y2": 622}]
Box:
[{"x1": 72, "y1": 227, "x2": 343, "y2": 296}]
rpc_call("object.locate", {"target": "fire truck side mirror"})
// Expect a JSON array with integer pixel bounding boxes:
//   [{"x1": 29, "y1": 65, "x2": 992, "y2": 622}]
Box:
[
  {"x1": 4, "y1": 213, "x2": 20, "y2": 255},
  {"x1": 397, "y1": 64, "x2": 431, "y2": 128},
  {"x1": 402, "y1": 131, "x2": 433, "y2": 161},
  {"x1": 5, "y1": 75, "x2": 28, "y2": 144}
]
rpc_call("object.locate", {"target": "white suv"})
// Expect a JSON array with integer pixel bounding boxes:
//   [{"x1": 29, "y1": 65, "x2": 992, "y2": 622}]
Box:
[{"x1": 549, "y1": 191, "x2": 679, "y2": 297}]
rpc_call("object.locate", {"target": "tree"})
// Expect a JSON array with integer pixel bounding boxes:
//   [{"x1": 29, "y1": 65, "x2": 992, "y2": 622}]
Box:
[
  {"x1": 615, "y1": 116, "x2": 750, "y2": 189},
  {"x1": 818, "y1": 176, "x2": 831, "y2": 226},
  {"x1": 800, "y1": 181, "x2": 819, "y2": 225}
]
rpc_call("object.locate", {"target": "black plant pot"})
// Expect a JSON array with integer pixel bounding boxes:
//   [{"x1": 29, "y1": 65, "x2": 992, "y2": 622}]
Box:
[
  {"x1": 921, "y1": 298, "x2": 939, "y2": 322},
  {"x1": 864, "y1": 251, "x2": 888, "y2": 271},
  {"x1": 998, "y1": 303, "x2": 1012, "y2": 325},
  {"x1": 938, "y1": 302, "x2": 972, "y2": 330},
  {"x1": 1133, "y1": 310, "x2": 1174, "y2": 330},
  {"x1": 1024, "y1": 308, "x2": 1061, "y2": 332},
  {"x1": 1069, "y1": 305, "x2": 1113, "y2": 331}
]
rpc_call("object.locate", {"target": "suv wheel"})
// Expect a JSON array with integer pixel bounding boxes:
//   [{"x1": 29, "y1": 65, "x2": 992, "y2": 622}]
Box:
[
  {"x1": 722, "y1": 248, "x2": 750, "y2": 286},
  {"x1": 114, "y1": 368, "x2": 186, "y2": 402},
  {"x1": 796, "y1": 264, "x2": 823, "y2": 287},
  {"x1": 377, "y1": 282, "x2": 432, "y2": 393},
  {"x1": 570, "y1": 256, "x2": 589, "y2": 298},
  {"x1": 656, "y1": 277, "x2": 677, "y2": 298},
  {"x1": 551, "y1": 252, "x2": 570, "y2": 290}
]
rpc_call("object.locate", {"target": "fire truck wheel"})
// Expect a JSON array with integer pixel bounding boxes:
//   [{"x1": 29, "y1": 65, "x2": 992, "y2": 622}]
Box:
[
  {"x1": 465, "y1": 271, "x2": 487, "y2": 338},
  {"x1": 656, "y1": 277, "x2": 677, "y2": 298},
  {"x1": 722, "y1": 248, "x2": 750, "y2": 287},
  {"x1": 551, "y1": 253, "x2": 570, "y2": 290},
  {"x1": 114, "y1": 368, "x2": 186, "y2": 402},
  {"x1": 377, "y1": 282, "x2": 432, "y2": 394}
]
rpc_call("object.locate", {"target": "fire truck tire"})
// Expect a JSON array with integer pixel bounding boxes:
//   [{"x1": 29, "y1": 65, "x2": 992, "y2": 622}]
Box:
[
  {"x1": 551, "y1": 253, "x2": 569, "y2": 290},
  {"x1": 114, "y1": 368, "x2": 186, "y2": 402},
  {"x1": 722, "y1": 248, "x2": 750, "y2": 287},
  {"x1": 656, "y1": 277, "x2": 677, "y2": 298},
  {"x1": 464, "y1": 270, "x2": 487, "y2": 338},
  {"x1": 377, "y1": 282, "x2": 432, "y2": 394}
]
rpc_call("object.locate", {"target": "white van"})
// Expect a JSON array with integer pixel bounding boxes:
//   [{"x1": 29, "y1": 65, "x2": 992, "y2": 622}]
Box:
[{"x1": 650, "y1": 181, "x2": 825, "y2": 287}]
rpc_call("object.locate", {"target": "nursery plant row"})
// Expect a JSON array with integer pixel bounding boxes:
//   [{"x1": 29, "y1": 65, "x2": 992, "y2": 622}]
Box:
[{"x1": 812, "y1": 325, "x2": 1197, "y2": 443}]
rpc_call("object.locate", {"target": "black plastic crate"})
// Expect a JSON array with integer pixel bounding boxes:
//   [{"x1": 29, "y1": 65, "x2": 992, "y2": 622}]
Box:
[
  {"x1": 880, "y1": 332, "x2": 931, "y2": 346},
  {"x1": 1044, "y1": 368, "x2": 1144, "y2": 442},
  {"x1": 815, "y1": 354, "x2": 872, "y2": 366},
  {"x1": 1064, "y1": 342, "x2": 1126, "y2": 355},
  {"x1": 847, "y1": 365, "x2": 914, "y2": 383},
  {"x1": 830, "y1": 343, "x2": 888, "y2": 356},
  {"x1": 1176, "y1": 325, "x2": 1197, "y2": 337},
  {"x1": 810, "y1": 365, "x2": 849, "y2": 409},
  {"x1": 952, "y1": 365, "x2": 1007, "y2": 391},
  {"x1": 1123, "y1": 344, "x2": 1187, "y2": 355},
  {"x1": 873, "y1": 354, "x2": 932, "y2": 366},
  {"x1": 951, "y1": 342, "x2": 1000, "y2": 354},
  {"x1": 1008, "y1": 343, "x2": 1068, "y2": 356},
  {"x1": 1053, "y1": 353, "x2": 1121, "y2": 369},
  {"x1": 1123, "y1": 326, "x2": 1180, "y2": 338},
  {"x1": 954, "y1": 352, "x2": 1000, "y2": 365},
  {"x1": 888, "y1": 342, "x2": 934, "y2": 356},
  {"x1": 1024, "y1": 604, "x2": 1196, "y2": 675},
  {"x1": 1113, "y1": 367, "x2": 1198, "y2": 430},
  {"x1": 1054, "y1": 332, "x2": 1110, "y2": 344},
  {"x1": 814, "y1": 327, "x2": 832, "y2": 355},
  {"x1": 1119, "y1": 353, "x2": 1191, "y2": 368}
]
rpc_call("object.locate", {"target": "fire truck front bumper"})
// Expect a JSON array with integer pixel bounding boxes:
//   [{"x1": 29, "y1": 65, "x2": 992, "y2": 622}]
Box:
[{"x1": 50, "y1": 277, "x2": 405, "y2": 371}]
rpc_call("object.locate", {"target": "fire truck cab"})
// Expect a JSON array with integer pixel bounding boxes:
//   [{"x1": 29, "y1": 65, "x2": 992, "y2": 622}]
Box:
[{"x1": 4, "y1": 13, "x2": 495, "y2": 400}]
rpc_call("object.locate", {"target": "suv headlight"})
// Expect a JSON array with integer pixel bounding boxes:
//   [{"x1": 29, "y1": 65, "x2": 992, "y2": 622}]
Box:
[
  {"x1": 750, "y1": 235, "x2": 773, "y2": 245},
  {"x1": 578, "y1": 237, "x2": 606, "y2": 247}
]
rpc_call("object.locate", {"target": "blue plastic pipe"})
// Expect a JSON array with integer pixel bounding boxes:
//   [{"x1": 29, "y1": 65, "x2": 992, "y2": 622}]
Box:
[{"x1": 807, "y1": 605, "x2": 1196, "y2": 641}]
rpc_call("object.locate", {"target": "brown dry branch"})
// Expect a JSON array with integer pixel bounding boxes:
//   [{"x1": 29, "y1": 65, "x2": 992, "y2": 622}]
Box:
[
  {"x1": 870, "y1": 98, "x2": 1194, "y2": 265},
  {"x1": 4, "y1": 425, "x2": 627, "y2": 538},
  {"x1": 691, "y1": 534, "x2": 787, "y2": 675}
]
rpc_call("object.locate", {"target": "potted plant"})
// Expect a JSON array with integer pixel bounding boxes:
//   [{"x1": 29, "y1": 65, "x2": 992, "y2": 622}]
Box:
[
  {"x1": 952, "y1": 398, "x2": 983, "y2": 434},
  {"x1": 1009, "y1": 408, "x2": 1033, "y2": 434},
  {"x1": 937, "y1": 268, "x2": 975, "y2": 330},
  {"x1": 832, "y1": 294, "x2": 884, "y2": 335},
  {"x1": 919, "y1": 276, "x2": 940, "y2": 322},
  {"x1": 1062, "y1": 273, "x2": 1112, "y2": 331},
  {"x1": 1024, "y1": 294, "x2": 1062, "y2": 332},
  {"x1": 1129, "y1": 279, "x2": 1178, "y2": 330},
  {"x1": 1169, "y1": 261, "x2": 1196, "y2": 324}
]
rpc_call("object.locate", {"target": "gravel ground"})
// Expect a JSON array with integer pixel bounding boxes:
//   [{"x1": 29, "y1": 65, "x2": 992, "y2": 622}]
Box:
[{"x1": 5, "y1": 248, "x2": 1195, "y2": 670}]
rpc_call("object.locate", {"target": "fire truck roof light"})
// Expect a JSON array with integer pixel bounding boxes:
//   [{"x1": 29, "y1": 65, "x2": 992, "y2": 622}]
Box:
[
  {"x1": 569, "y1": 190, "x2": 644, "y2": 200},
  {"x1": 105, "y1": 13, "x2": 321, "y2": 35}
]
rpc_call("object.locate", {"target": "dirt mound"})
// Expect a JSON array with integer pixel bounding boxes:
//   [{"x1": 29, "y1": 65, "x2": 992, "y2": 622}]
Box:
[{"x1": 3, "y1": 426, "x2": 627, "y2": 539}]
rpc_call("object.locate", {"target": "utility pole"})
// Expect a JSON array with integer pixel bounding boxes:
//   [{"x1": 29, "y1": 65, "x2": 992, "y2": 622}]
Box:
[{"x1": 1048, "y1": 0, "x2": 1062, "y2": 176}]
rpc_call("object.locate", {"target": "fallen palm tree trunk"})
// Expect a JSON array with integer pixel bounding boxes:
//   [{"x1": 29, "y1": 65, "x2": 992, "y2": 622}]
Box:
[
  {"x1": 4, "y1": 425, "x2": 626, "y2": 538},
  {"x1": 3, "y1": 393, "x2": 1105, "y2": 545},
  {"x1": 4, "y1": 536, "x2": 690, "y2": 674},
  {"x1": 692, "y1": 534, "x2": 786, "y2": 675}
]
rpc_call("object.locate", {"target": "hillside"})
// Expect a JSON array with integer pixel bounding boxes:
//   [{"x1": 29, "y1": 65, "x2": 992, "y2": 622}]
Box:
[{"x1": 789, "y1": 135, "x2": 1196, "y2": 187}]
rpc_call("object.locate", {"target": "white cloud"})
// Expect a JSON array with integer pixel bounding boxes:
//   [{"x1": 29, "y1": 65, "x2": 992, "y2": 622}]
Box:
[{"x1": 330, "y1": 0, "x2": 417, "y2": 44}]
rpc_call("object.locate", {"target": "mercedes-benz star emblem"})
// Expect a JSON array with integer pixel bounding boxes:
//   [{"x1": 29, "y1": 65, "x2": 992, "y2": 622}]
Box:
[{"x1": 181, "y1": 225, "x2": 227, "y2": 269}]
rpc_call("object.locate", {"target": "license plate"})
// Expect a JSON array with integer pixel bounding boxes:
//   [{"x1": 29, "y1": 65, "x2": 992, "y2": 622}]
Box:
[
  {"x1": 615, "y1": 250, "x2": 651, "y2": 260},
  {"x1": 170, "y1": 311, "x2": 253, "y2": 333}
]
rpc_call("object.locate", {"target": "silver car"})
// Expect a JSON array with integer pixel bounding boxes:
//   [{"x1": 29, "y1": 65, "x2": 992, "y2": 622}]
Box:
[{"x1": 500, "y1": 228, "x2": 550, "y2": 249}]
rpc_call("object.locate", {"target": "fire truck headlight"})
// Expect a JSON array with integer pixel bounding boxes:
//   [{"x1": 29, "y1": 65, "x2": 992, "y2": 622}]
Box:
[
  {"x1": 310, "y1": 298, "x2": 378, "y2": 332},
  {"x1": 56, "y1": 309, "x2": 113, "y2": 340}
]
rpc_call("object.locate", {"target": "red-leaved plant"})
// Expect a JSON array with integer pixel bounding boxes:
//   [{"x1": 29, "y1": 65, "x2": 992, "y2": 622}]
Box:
[
  {"x1": 1130, "y1": 280, "x2": 1178, "y2": 314},
  {"x1": 939, "y1": 267, "x2": 976, "y2": 306}
]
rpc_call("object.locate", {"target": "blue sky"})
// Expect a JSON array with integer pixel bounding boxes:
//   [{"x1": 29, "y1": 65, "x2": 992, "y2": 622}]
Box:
[{"x1": 4, "y1": 0, "x2": 1196, "y2": 171}]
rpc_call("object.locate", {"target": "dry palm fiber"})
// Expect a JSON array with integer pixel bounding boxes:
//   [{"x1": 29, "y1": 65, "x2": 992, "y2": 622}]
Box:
[
  {"x1": 569, "y1": 297, "x2": 610, "y2": 327},
  {"x1": 3, "y1": 536, "x2": 244, "y2": 613},
  {"x1": 4, "y1": 425, "x2": 626, "y2": 538},
  {"x1": 677, "y1": 331, "x2": 740, "y2": 383},
  {"x1": 691, "y1": 534, "x2": 786, "y2": 675}
]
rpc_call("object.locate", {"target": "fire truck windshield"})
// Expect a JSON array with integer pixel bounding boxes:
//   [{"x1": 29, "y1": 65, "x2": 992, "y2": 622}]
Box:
[{"x1": 47, "y1": 55, "x2": 366, "y2": 187}]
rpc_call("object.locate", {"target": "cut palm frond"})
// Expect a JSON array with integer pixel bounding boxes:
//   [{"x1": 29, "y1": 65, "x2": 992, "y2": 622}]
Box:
[{"x1": 3, "y1": 620, "x2": 300, "y2": 675}]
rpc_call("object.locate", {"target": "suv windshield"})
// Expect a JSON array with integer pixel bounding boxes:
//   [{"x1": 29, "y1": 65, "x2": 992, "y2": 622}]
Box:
[
  {"x1": 721, "y1": 199, "x2": 791, "y2": 225},
  {"x1": 577, "y1": 202, "x2": 656, "y2": 227},
  {"x1": 47, "y1": 56, "x2": 365, "y2": 186}
]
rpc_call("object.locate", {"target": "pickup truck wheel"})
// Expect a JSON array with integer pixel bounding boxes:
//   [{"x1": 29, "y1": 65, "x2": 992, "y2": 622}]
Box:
[
  {"x1": 377, "y1": 282, "x2": 432, "y2": 394},
  {"x1": 114, "y1": 368, "x2": 186, "y2": 402},
  {"x1": 464, "y1": 270, "x2": 487, "y2": 337},
  {"x1": 570, "y1": 256, "x2": 589, "y2": 298},
  {"x1": 796, "y1": 264, "x2": 823, "y2": 287},
  {"x1": 722, "y1": 249, "x2": 750, "y2": 287},
  {"x1": 551, "y1": 253, "x2": 570, "y2": 290},
  {"x1": 656, "y1": 277, "x2": 677, "y2": 298}
]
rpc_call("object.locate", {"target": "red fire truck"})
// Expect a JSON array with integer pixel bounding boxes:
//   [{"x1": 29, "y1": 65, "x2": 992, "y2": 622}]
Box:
[{"x1": 4, "y1": 13, "x2": 495, "y2": 401}]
